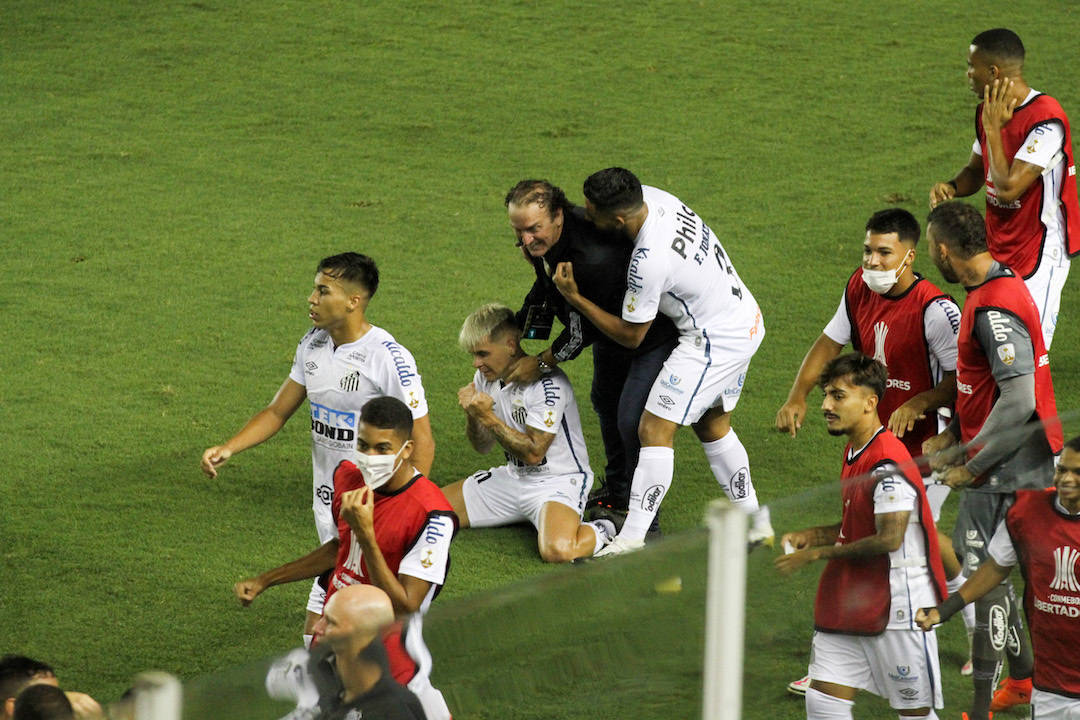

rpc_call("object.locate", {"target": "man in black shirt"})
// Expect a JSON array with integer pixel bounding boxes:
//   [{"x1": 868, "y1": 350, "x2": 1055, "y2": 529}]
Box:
[{"x1": 503, "y1": 179, "x2": 678, "y2": 526}]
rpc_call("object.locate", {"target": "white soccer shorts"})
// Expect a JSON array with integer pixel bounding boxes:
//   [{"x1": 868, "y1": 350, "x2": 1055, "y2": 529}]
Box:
[
  {"x1": 1032, "y1": 689, "x2": 1080, "y2": 720},
  {"x1": 808, "y1": 629, "x2": 943, "y2": 710},
  {"x1": 1024, "y1": 237, "x2": 1070, "y2": 350},
  {"x1": 644, "y1": 330, "x2": 761, "y2": 426},
  {"x1": 461, "y1": 465, "x2": 590, "y2": 529}
]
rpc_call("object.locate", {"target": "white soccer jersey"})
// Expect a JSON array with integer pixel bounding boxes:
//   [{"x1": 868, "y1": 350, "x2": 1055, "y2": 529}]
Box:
[
  {"x1": 622, "y1": 186, "x2": 762, "y2": 342},
  {"x1": 288, "y1": 325, "x2": 429, "y2": 542},
  {"x1": 473, "y1": 368, "x2": 592, "y2": 481},
  {"x1": 872, "y1": 469, "x2": 938, "y2": 630}
]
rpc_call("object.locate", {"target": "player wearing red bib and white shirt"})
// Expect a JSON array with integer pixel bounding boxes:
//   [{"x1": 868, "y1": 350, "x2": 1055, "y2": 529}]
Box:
[
  {"x1": 930, "y1": 29, "x2": 1080, "y2": 349},
  {"x1": 201, "y1": 253, "x2": 435, "y2": 639},
  {"x1": 777, "y1": 209, "x2": 959, "y2": 503},
  {"x1": 918, "y1": 437, "x2": 1080, "y2": 720},
  {"x1": 777, "y1": 353, "x2": 948, "y2": 720},
  {"x1": 554, "y1": 168, "x2": 772, "y2": 555},
  {"x1": 442, "y1": 304, "x2": 616, "y2": 563},
  {"x1": 233, "y1": 397, "x2": 455, "y2": 720}
]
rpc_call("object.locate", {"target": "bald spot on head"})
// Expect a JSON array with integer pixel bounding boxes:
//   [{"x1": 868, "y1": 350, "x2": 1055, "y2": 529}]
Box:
[{"x1": 328, "y1": 584, "x2": 394, "y2": 639}]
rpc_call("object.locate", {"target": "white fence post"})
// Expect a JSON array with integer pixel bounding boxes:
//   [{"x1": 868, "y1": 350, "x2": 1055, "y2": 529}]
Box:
[{"x1": 702, "y1": 499, "x2": 748, "y2": 720}]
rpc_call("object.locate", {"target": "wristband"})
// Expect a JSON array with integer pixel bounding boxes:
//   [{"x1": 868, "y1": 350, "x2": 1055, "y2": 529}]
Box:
[
  {"x1": 937, "y1": 592, "x2": 966, "y2": 622},
  {"x1": 946, "y1": 180, "x2": 958, "y2": 191}
]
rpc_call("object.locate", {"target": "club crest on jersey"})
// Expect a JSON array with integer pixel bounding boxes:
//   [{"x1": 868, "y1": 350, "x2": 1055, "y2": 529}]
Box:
[
  {"x1": 873, "y1": 321, "x2": 889, "y2": 366},
  {"x1": 997, "y1": 343, "x2": 1016, "y2": 366},
  {"x1": 512, "y1": 405, "x2": 527, "y2": 425},
  {"x1": 340, "y1": 370, "x2": 362, "y2": 392}
]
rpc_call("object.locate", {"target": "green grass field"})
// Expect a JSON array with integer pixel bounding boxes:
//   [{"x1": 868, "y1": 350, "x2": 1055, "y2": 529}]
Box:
[{"x1": 3, "y1": 1, "x2": 1080, "y2": 717}]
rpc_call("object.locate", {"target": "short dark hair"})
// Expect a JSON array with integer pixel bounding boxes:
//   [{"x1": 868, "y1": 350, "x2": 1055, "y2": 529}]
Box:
[
  {"x1": 0, "y1": 656, "x2": 56, "y2": 703},
  {"x1": 866, "y1": 208, "x2": 920, "y2": 247},
  {"x1": 972, "y1": 28, "x2": 1025, "y2": 65},
  {"x1": 583, "y1": 168, "x2": 644, "y2": 215},
  {"x1": 819, "y1": 352, "x2": 888, "y2": 401},
  {"x1": 1064, "y1": 435, "x2": 1080, "y2": 454},
  {"x1": 13, "y1": 684, "x2": 73, "y2": 720},
  {"x1": 317, "y1": 253, "x2": 379, "y2": 297},
  {"x1": 927, "y1": 201, "x2": 987, "y2": 259},
  {"x1": 360, "y1": 396, "x2": 413, "y2": 440},
  {"x1": 504, "y1": 180, "x2": 571, "y2": 220}
]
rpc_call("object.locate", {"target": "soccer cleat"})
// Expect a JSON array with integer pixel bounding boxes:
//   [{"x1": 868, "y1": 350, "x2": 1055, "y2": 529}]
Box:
[
  {"x1": 786, "y1": 675, "x2": 810, "y2": 696},
  {"x1": 960, "y1": 658, "x2": 973, "y2": 676},
  {"x1": 588, "y1": 505, "x2": 627, "y2": 533},
  {"x1": 594, "y1": 536, "x2": 645, "y2": 557},
  {"x1": 748, "y1": 506, "x2": 775, "y2": 551},
  {"x1": 990, "y1": 676, "x2": 1032, "y2": 711}
]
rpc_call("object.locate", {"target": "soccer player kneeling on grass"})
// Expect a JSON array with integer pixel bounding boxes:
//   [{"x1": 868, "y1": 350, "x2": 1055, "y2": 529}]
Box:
[
  {"x1": 775, "y1": 353, "x2": 948, "y2": 720},
  {"x1": 440, "y1": 303, "x2": 616, "y2": 562}
]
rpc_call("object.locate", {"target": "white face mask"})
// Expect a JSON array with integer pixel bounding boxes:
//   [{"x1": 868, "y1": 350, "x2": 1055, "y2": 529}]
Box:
[
  {"x1": 354, "y1": 442, "x2": 409, "y2": 490},
  {"x1": 861, "y1": 251, "x2": 912, "y2": 295}
]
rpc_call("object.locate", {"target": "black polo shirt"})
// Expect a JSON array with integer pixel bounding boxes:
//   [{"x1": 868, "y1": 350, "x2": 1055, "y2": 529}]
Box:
[{"x1": 515, "y1": 205, "x2": 677, "y2": 362}]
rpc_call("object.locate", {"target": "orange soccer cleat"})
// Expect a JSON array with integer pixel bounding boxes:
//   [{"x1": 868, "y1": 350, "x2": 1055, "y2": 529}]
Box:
[{"x1": 990, "y1": 676, "x2": 1032, "y2": 711}]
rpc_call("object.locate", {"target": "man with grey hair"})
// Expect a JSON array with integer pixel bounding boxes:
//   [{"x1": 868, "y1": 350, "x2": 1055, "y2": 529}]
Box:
[{"x1": 441, "y1": 303, "x2": 616, "y2": 562}]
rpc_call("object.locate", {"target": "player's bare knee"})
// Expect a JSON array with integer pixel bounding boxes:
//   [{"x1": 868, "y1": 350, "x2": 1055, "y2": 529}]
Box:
[
  {"x1": 538, "y1": 536, "x2": 576, "y2": 564},
  {"x1": 638, "y1": 411, "x2": 677, "y2": 447}
]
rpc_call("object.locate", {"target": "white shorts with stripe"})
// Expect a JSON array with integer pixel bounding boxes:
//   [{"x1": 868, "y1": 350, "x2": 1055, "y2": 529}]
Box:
[
  {"x1": 644, "y1": 328, "x2": 762, "y2": 426},
  {"x1": 808, "y1": 629, "x2": 943, "y2": 710},
  {"x1": 461, "y1": 465, "x2": 591, "y2": 528}
]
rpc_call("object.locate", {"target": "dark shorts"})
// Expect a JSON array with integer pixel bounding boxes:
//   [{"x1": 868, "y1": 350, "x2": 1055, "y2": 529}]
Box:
[{"x1": 953, "y1": 491, "x2": 1012, "y2": 575}]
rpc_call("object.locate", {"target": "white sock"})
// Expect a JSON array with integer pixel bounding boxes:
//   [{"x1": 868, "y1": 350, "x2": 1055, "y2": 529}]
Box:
[
  {"x1": 303, "y1": 634, "x2": 313, "y2": 650},
  {"x1": 586, "y1": 519, "x2": 616, "y2": 555},
  {"x1": 805, "y1": 687, "x2": 854, "y2": 720},
  {"x1": 702, "y1": 430, "x2": 759, "y2": 514},
  {"x1": 621, "y1": 446, "x2": 674, "y2": 542}
]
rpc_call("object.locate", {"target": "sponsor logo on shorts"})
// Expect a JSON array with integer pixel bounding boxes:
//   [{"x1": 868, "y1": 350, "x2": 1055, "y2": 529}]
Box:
[
  {"x1": 888, "y1": 665, "x2": 917, "y2": 683},
  {"x1": 316, "y1": 484, "x2": 333, "y2": 506},
  {"x1": 658, "y1": 395, "x2": 676, "y2": 408},
  {"x1": 958, "y1": 381, "x2": 973, "y2": 394},
  {"x1": 965, "y1": 552, "x2": 980, "y2": 570},
  {"x1": 898, "y1": 688, "x2": 919, "y2": 700},
  {"x1": 989, "y1": 605, "x2": 1008, "y2": 651},
  {"x1": 729, "y1": 468, "x2": 748, "y2": 500},
  {"x1": 896, "y1": 609, "x2": 905, "y2": 621},
  {"x1": 659, "y1": 375, "x2": 685, "y2": 395},
  {"x1": 643, "y1": 484, "x2": 665, "y2": 512}
]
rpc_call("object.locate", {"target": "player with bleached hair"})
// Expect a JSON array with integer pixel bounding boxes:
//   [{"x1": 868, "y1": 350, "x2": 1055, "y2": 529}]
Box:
[
  {"x1": 440, "y1": 303, "x2": 616, "y2": 562},
  {"x1": 776, "y1": 352, "x2": 948, "y2": 720}
]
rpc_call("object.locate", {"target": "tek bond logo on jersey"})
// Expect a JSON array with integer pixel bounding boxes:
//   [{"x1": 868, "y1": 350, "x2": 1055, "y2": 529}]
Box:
[{"x1": 310, "y1": 401, "x2": 357, "y2": 451}]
